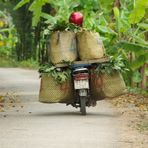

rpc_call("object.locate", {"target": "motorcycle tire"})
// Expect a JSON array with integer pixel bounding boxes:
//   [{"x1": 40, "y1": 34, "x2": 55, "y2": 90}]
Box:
[{"x1": 80, "y1": 96, "x2": 86, "y2": 115}]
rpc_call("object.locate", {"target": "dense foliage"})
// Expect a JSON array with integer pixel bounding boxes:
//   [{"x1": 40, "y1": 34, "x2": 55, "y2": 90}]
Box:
[
  {"x1": 0, "y1": 10, "x2": 17, "y2": 58},
  {"x1": 39, "y1": 64, "x2": 71, "y2": 84},
  {"x1": 94, "y1": 55, "x2": 129, "y2": 75}
]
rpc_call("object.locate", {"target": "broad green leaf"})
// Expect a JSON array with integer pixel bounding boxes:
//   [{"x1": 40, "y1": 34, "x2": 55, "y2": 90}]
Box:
[
  {"x1": 29, "y1": 0, "x2": 47, "y2": 26},
  {"x1": 69, "y1": 2, "x2": 79, "y2": 10},
  {"x1": 133, "y1": 35, "x2": 148, "y2": 46},
  {"x1": 129, "y1": 0, "x2": 148, "y2": 24},
  {"x1": 99, "y1": 0, "x2": 114, "y2": 13},
  {"x1": 31, "y1": 6, "x2": 42, "y2": 27},
  {"x1": 132, "y1": 71, "x2": 142, "y2": 83},
  {"x1": 135, "y1": 0, "x2": 148, "y2": 7},
  {"x1": 41, "y1": 13, "x2": 57, "y2": 24},
  {"x1": 120, "y1": 19, "x2": 131, "y2": 30},
  {"x1": 14, "y1": 0, "x2": 30, "y2": 10},
  {"x1": 98, "y1": 15, "x2": 108, "y2": 26},
  {"x1": 129, "y1": 8, "x2": 145, "y2": 24},
  {"x1": 29, "y1": 0, "x2": 50, "y2": 11},
  {"x1": 99, "y1": 36, "x2": 109, "y2": 42},
  {"x1": 0, "y1": 28, "x2": 10, "y2": 33},
  {"x1": 32, "y1": 12, "x2": 41, "y2": 26},
  {"x1": 138, "y1": 23, "x2": 148, "y2": 30},
  {"x1": 29, "y1": 0, "x2": 41, "y2": 11},
  {"x1": 97, "y1": 25, "x2": 117, "y2": 35},
  {"x1": 15, "y1": 0, "x2": 51, "y2": 26},
  {"x1": 145, "y1": 68, "x2": 148, "y2": 76},
  {"x1": 117, "y1": 42, "x2": 148, "y2": 54},
  {"x1": 113, "y1": 7, "x2": 120, "y2": 19},
  {"x1": 13, "y1": 0, "x2": 50, "y2": 26},
  {"x1": 130, "y1": 55, "x2": 147, "y2": 70}
]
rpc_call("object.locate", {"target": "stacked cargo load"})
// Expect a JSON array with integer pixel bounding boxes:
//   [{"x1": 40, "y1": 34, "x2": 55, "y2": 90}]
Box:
[
  {"x1": 49, "y1": 31, "x2": 77, "y2": 64},
  {"x1": 90, "y1": 55, "x2": 127, "y2": 100},
  {"x1": 39, "y1": 64, "x2": 74, "y2": 103},
  {"x1": 39, "y1": 23, "x2": 79, "y2": 103},
  {"x1": 77, "y1": 31, "x2": 105, "y2": 60},
  {"x1": 39, "y1": 73, "x2": 74, "y2": 103},
  {"x1": 90, "y1": 70, "x2": 126, "y2": 100},
  {"x1": 39, "y1": 12, "x2": 126, "y2": 103}
]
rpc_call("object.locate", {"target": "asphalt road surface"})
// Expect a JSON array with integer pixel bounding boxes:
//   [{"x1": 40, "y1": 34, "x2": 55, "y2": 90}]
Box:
[{"x1": 0, "y1": 68, "x2": 126, "y2": 148}]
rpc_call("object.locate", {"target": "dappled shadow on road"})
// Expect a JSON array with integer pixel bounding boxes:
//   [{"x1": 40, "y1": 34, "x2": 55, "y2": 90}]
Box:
[
  {"x1": 0, "y1": 110, "x2": 120, "y2": 118},
  {"x1": 29, "y1": 111, "x2": 120, "y2": 118},
  {"x1": 0, "y1": 92, "x2": 121, "y2": 118}
]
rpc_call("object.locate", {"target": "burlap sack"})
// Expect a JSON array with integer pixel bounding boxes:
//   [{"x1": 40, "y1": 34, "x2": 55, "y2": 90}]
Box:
[
  {"x1": 39, "y1": 74, "x2": 74, "y2": 103},
  {"x1": 91, "y1": 71, "x2": 126, "y2": 99},
  {"x1": 77, "y1": 31, "x2": 105, "y2": 60},
  {"x1": 49, "y1": 31, "x2": 77, "y2": 64},
  {"x1": 90, "y1": 73, "x2": 105, "y2": 101}
]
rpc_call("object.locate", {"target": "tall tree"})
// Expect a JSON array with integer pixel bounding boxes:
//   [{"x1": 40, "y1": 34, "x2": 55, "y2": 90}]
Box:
[{"x1": 0, "y1": 0, "x2": 35, "y2": 60}]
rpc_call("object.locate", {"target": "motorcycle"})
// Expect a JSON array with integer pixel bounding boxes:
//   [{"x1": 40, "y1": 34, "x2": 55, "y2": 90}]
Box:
[
  {"x1": 52, "y1": 58, "x2": 109, "y2": 115},
  {"x1": 39, "y1": 57, "x2": 127, "y2": 115},
  {"x1": 72, "y1": 64, "x2": 90, "y2": 115}
]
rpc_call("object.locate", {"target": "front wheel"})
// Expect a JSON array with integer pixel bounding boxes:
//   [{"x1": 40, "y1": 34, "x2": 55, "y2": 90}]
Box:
[{"x1": 80, "y1": 96, "x2": 86, "y2": 115}]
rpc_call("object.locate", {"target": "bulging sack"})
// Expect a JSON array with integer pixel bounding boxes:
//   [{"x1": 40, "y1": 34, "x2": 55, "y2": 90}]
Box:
[
  {"x1": 77, "y1": 31, "x2": 105, "y2": 60},
  {"x1": 49, "y1": 31, "x2": 77, "y2": 64},
  {"x1": 39, "y1": 74, "x2": 74, "y2": 103},
  {"x1": 90, "y1": 71, "x2": 126, "y2": 99},
  {"x1": 90, "y1": 73, "x2": 105, "y2": 101},
  {"x1": 101, "y1": 72, "x2": 127, "y2": 98}
]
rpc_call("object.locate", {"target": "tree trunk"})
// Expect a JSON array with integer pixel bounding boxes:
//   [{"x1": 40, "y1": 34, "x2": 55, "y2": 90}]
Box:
[
  {"x1": 142, "y1": 32, "x2": 148, "y2": 90},
  {"x1": 140, "y1": 63, "x2": 147, "y2": 90},
  {"x1": 1, "y1": 1, "x2": 34, "y2": 61},
  {"x1": 114, "y1": 0, "x2": 121, "y2": 8},
  {"x1": 128, "y1": 52, "x2": 137, "y2": 87}
]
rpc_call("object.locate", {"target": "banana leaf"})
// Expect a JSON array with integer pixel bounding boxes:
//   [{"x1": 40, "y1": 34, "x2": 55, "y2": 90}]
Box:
[
  {"x1": 130, "y1": 55, "x2": 148, "y2": 70},
  {"x1": 116, "y1": 41, "x2": 148, "y2": 54}
]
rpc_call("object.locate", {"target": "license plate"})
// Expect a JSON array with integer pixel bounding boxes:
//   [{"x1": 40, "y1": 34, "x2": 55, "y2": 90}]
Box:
[{"x1": 74, "y1": 80, "x2": 89, "y2": 89}]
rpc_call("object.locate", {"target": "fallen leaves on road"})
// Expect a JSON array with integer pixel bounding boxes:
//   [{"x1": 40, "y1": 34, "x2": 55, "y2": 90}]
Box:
[
  {"x1": 109, "y1": 93, "x2": 148, "y2": 131},
  {"x1": 0, "y1": 92, "x2": 22, "y2": 112},
  {"x1": 137, "y1": 120, "x2": 148, "y2": 133},
  {"x1": 110, "y1": 93, "x2": 148, "y2": 111},
  {"x1": 0, "y1": 95, "x2": 4, "y2": 112},
  {"x1": 109, "y1": 93, "x2": 148, "y2": 148}
]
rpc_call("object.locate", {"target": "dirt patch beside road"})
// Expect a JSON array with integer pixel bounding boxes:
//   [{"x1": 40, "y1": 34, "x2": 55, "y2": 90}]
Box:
[{"x1": 109, "y1": 94, "x2": 148, "y2": 148}]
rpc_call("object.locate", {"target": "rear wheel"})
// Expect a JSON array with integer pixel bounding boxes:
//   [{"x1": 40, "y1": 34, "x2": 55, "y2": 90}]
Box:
[{"x1": 80, "y1": 96, "x2": 86, "y2": 115}]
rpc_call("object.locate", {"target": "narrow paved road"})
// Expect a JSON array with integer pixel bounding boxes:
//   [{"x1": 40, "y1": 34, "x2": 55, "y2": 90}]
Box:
[{"x1": 0, "y1": 68, "x2": 125, "y2": 148}]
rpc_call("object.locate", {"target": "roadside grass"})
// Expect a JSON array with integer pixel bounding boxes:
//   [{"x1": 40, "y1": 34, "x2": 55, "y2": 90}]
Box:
[
  {"x1": 0, "y1": 57, "x2": 18, "y2": 67},
  {"x1": 110, "y1": 93, "x2": 148, "y2": 135},
  {"x1": 128, "y1": 87, "x2": 148, "y2": 97},
  {"x1": 0, "y1": 57, "x2": 39, "y2": 69},
  {"x1": 137, "y1": 121, "x2": 148, "y2": 133},
  {"x1": 18, "y1": 59, "x2": 39, "y2": 69}
]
